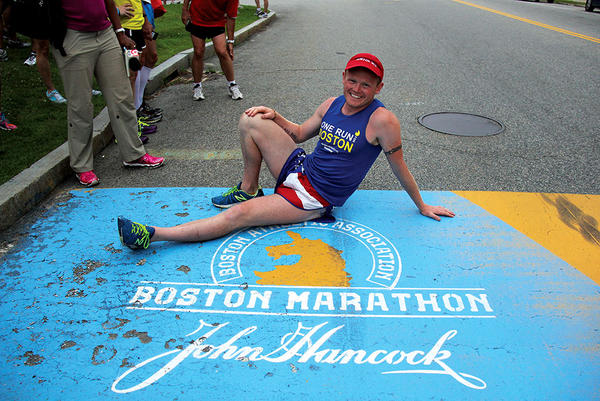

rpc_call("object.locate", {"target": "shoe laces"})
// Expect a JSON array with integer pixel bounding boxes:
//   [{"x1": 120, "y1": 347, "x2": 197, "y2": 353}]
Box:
[
  {"x1": 138, "y1": 119, "x2": 151, "y2": 128},
  {"x1": 130, "y1": 222, "x2": 151, "y2": 248},
  {"x1": 222, "y1": 185, "x2": 240, "y2": 196}
]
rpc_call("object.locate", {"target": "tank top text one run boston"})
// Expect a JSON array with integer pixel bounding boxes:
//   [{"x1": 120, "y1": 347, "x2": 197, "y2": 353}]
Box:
[{"x1": 304, "y1": 96, "x2": 384, "y2": 206}]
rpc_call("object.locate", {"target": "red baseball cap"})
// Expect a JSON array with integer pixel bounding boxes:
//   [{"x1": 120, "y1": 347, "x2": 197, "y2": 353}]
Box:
[{"x1": 345, "y1": 53, "x2": 384, "y2": 80}]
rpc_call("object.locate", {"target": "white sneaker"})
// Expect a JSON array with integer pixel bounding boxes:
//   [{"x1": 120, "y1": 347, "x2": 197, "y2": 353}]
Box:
[
  {"x1": 24, "y1": 52, "x2": 37, "y2": 66},
  {"x1": 193, "y1": 84, "x2": 205, "y2": 101},
  {"x1": 228, "y1": 84, "x2": 243, "y2": 100}
]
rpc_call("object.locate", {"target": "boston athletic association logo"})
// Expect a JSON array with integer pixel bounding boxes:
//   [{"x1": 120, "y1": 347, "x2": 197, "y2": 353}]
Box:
[{"x1": 211, "y1": 219, "x2": 401, "y2": 288}]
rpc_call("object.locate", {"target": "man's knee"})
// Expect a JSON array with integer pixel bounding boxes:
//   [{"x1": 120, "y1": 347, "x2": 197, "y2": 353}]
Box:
[
  {"x1": 191, "y1": 37, "x2": 206, "y2": 57},
  {"x1": 221, "y1": 201, "x2": 254, "y2": 229},
  {"x1": 238, "y1": 112, "x2": 269, "y2": 133},
  {"x1": 192, "y1": 47, "x2": 205, "y2": 59},
  {"x1": 35, "y1": 40, "x2": 50, "y2": 55},
  {"x1": 214, "y1": 46, "x2": 229, "y2": 60}
]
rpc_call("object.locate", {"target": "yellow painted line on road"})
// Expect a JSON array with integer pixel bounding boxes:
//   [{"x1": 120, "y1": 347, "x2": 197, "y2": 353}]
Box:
[
  {"x1": 156, "y1": 149, "x2": 243, "y2": 160},
  {"x1": 454, "y1": 191, "x2": 600, "y2": 285},
  {"x1": 453, "y1": 0, "x2": 600, "y2": 44}
]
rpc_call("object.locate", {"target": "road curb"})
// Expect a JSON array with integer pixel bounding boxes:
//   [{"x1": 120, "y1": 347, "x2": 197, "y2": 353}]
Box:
[{"x1": 0, "y1": 12, "x2": 275, "y2": 232}]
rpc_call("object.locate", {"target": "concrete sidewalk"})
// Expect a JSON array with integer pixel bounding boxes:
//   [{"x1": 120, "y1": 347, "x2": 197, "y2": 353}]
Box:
[{"x1": 0, "y1": 12, "x2": 276, "y2": 232}]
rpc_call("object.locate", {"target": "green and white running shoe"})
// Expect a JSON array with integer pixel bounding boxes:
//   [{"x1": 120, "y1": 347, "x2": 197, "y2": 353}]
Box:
[{"x1": 211, "y1": 183, "x2": 264, "y2": 208}]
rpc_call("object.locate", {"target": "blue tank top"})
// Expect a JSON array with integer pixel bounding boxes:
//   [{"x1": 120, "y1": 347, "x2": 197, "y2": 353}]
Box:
[{"x1": 304, "y1": 96, "x2": 384, "y2": 206}]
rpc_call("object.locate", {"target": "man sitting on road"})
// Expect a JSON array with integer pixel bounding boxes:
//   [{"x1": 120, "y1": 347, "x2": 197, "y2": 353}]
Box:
[{"x1": 118, "y1": 53, "x2": 454, "y2": 249}]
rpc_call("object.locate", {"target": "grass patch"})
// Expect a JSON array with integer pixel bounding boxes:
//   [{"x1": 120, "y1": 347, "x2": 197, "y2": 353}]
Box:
[{"x1": 0, "y1": 4, "x2": 258, "y2": 185}]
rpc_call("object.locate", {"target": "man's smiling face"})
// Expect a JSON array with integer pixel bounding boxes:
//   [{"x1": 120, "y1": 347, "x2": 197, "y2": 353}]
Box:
[{"x1": 342, "y1": 68, "x2": 383, "y2": 113}]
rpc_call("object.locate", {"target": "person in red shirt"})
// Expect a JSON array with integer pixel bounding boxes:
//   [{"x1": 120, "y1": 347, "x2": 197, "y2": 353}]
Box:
[{"x1": 181, "y1": 0, "x2": 243, "y2": 101}]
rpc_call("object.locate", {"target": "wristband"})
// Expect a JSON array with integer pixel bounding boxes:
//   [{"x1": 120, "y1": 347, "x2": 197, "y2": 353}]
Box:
[
  {"x1": 115, "y1": 27, "x2": 125, "y2": 34},
  {"x1": 226, "y1": 39, "x2": 235, "y2": 44}
]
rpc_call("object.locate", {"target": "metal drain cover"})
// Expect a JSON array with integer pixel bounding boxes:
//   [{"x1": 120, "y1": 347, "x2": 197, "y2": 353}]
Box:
[{"x1": 418, "y1": 112, "x2": 504, "y2": 137}]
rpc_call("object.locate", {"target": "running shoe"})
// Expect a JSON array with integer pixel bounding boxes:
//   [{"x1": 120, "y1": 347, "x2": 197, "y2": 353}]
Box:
[
  {"x1": 137, "y1": 108, "x2": 162, "y2": 124},
  {"x1": 141, "y1": 125, "x2": 157, "y2": 135},
  {"x1": 192, "y1": 83, "x2": 205, "y2": 101},
  {"x1": 211, "y1": 183, "x2": 264, "y2": 208},
  {"x1": 0, "y1": 49, "x2": 7, "y2": 62},
  {"x1": 0, "y1": 112, "x2": 17, "y2": 130},
  {"x1": 118, "y1": 216, "x2": 155, "y2": 250},
  {"x1": 257, "y1": 10, "x2": 268, "y2": 18},
  {"x1": 46, "y1": 89, "x2": 67, "y2": 104},
  {"x1": 138, "y1": 119, "x2": 157, "y2": 135},
  {"x1": 24, "y1": 52, "x2": 36, "y2": 66},
  {"x1": 8, "y1": 38, "x2": 30, "y2": 48},
  {"x1": 138, "y1": 113, "x2": 162, "y2": 125},
  {"x1": 75, "y1": 170, "x2": 100, "y2": 187},
  {"x1": 140, "y1": 101, "x2": 163, "y2": 116},
  {"x1": 115, "y1": 125, "x2": 149, "y2": 144},
  {"x1": 228, "y1": 83, "x2": 243, "y2": 100},
  {"x1": 123, "y1": 153, "x2": 164, "y2": 168}
]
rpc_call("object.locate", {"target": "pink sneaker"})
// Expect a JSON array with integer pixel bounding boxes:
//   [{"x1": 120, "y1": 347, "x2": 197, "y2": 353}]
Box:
[
  {"x1": 123, "y1": 153, "x2": 164, "y2": 168},
  {"x1": 76, "y1": 170, "x2": 100, "y2": 187}
]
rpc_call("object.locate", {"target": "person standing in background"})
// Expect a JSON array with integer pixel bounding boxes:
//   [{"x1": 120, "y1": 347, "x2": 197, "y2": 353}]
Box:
[
  {"x1": 52, "y1": 0, "x2": 164, "y2": 187},
  {"x1": 134, "y1": 0, "x2": 163, "y2": 124},
  {"x1": 181, "y1": 0, "x2": 243, "y2": 101},
  {"x1": 254, "y1": 0, "x2": 268, "y2": 18},
  {"x1": 0, "y1": 70, "x2": 17, "y2": 130}
]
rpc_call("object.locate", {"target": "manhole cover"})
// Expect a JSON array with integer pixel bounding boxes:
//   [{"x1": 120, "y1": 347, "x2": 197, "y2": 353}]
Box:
[{"x1": 418, "y1": 112, "x2": 504, "y2": 137}]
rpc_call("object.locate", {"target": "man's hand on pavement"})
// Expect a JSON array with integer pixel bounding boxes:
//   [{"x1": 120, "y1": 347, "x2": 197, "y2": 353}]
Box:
[{"x1": 420, "y1": 204, "x2": 456, "y2": 221}]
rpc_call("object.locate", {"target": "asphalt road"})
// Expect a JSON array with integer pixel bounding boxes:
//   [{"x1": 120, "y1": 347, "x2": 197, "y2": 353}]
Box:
[
  {"x1": 46, "y1": 0, "x2": 600, "y2": 195},
  {"x1": 0, "y1": 3, "x2": 598, "y2": 397}
]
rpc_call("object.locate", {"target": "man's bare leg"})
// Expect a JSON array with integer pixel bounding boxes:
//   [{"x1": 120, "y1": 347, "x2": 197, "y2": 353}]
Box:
[
  {"x1": 212, "y1": 34, "x2": 234, "y2": 81},
  {"x1": 237, "y1": 112, "x2": 297, "y2": 194},
  {"x1": 190, "y1": 35, "x2": 206, "y2": 83},
  {"x1": 121, "y1": 112, "x2": 316, "y2": 247},
  {"x1": 151, "y1": 194, "x2": 323, "y2": 243},
  {"x1": 34, "y1": 40, "x2": 57, "y2": 92}
]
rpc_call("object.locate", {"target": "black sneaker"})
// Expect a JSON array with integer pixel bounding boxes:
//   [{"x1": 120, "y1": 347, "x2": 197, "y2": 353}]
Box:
[
  {"x1": 140, "y1": 114, "x2": 162, "y2": 124},
  {"x1": 137, "y1": 109, "x2": 162, "y2": 124},
  {"x1": 140, "y1": 102, "x2": 163, "y2": 116}
]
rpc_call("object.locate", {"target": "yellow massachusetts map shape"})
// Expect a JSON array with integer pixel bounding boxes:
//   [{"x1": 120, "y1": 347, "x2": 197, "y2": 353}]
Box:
[{"x1": 254, "y1": 231, "x2": 352, "y2": 287}]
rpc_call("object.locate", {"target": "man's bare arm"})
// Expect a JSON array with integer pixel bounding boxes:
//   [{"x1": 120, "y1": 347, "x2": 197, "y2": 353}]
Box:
[
  {"x1": 244, "y1": 98, "x2": 335, "y2": 143},
  {"x1": 372, "y1": 108, "x2": 455, "y2": 221},
  {"x1": 105, "y1": 0, "x2": 136, "y2": 49}
]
